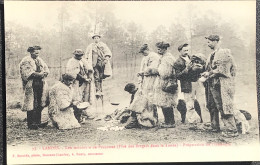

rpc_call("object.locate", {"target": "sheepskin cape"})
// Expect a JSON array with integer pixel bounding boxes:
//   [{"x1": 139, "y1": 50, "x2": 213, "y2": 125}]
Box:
[
  {"x1": 19, "y1": 56, "x2": 49, "y2": 111},
  {"x1": 153, "y1": 52, "x2": 178, "y2": 107},
  {"x1": 85, "y1": 42, "x2": 112, "y2": 68},
  {"x1": 48, "y1": 81, "x2": 81, "y2": 130},
  {"x1": 139, "y1": 52, "x2": 160, "y2": 98},
  {"x1": 205, "y1": 48, "x2": 236, "y2": 115},
  {"x1": 66, "y1": 57, "x2": 96, "y2": 105}
]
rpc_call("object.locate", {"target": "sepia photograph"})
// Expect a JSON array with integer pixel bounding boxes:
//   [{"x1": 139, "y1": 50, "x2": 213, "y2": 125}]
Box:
[{"x1": 4, "y1": 0, "x2": 260, "y2": 164}]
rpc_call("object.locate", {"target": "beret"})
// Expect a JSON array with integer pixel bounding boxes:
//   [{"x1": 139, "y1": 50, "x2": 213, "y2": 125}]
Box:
[
  {"x1": 62, "y1": 73, "x2": 75, "y2": 81},
  {"x1": 139, "y1": 44, "x2": 148, "y2": 53},
  {"x1": 205, "y1": 35, "x2": 220, "y2": 41},
  {"x1": 27, "y1": 45, "x2": 41, "y2": 52},
  {"x1": 155, "y1": 42, "x2": 170, "y2": 49},
  {"x1": 73, "y1": 49, "x2": 84, "y2": 55}
]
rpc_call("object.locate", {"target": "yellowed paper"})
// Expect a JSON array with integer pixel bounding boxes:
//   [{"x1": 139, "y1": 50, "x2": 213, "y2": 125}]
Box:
[{"x1": 5, "y1": 1, "x2": 259, "y2": 164}]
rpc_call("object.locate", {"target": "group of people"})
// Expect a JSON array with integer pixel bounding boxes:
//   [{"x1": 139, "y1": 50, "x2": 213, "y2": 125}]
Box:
[
  {"x1": 19, "y1": 33, "x2": 249, "y2": 138},
  {"x1": 19, "y1": 33, "x2": 112, "y2": 130},
  {"x1": 122, "y1": 35, "x2": 249, "y2": 138}
]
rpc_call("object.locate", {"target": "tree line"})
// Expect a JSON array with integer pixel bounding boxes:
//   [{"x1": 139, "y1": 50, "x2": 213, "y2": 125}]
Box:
[{"x1": 5, "y1": 4, "x2": 254, "y2": 84}]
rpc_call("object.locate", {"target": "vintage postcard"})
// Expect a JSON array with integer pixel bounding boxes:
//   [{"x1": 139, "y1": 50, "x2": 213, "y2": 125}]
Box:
[{"x1": 5, "y1": 0, "x2": 260, "y2": 164}]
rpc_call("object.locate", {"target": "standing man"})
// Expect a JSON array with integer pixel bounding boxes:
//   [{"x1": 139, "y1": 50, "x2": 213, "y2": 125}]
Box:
[
  {"x1": 137, "y1": 44, "x2": 160, "y2": 96},
  {"x1": 124, "y1": 44, "x2": 160, "y2": 129},
  {"x1": 19, "y1": 46, "x2": 49, "y2": 130},
  {"x1": 85, "y1": 34, "x2": 112, "y2": 97},
  {"x1": 173, "y1": 44, "x2": 201, "y2": 124},
  {"x1": 153, "y1": 42, "x2": 178, "y2": 128},
  {"x1": 66, "y1": 49, "x2": 94, "y2": 122},
  {"x1": 202, "y1": 35, "x2": 238, "y2": 137}
]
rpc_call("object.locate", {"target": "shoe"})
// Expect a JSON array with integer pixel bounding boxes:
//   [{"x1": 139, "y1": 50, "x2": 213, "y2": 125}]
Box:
[
  {"x1": 104, "y1": 115, "x2": 112, "y2": 121},
  {"x1": 86, "y1": 116, "x2": 95, "y2": 120},
  {"x1": 95, "y1": 91, "x2": 103, "y2": 96},
  {"x1": 203, "y1": 123, "x2": 220, "y2": 132},
  {"x1": 160, "y1": 123, "x2": 175, "y2": 128},
  {"x1": 204, "y1": 122, "x2": 211, "y2": 127},
  {"x1": 189, "y1": 123, "x2": 205, "y2": 131},
  {"x1": 222, "y1": 131, "x2": 239, "y2": 138},
  {"x1": 189, "y1": 125, "x2": 198, "y2": 130},
  {"x1": 38, "y1": 121, "x2": 48, "y2": 128},
  {"x1": 125, "y1": 116, "x2": 139, "y2": 129},
  {"x1": 79, "y1": 118, "x2": 87, "y2": 124},
  {"x1": 83, "y1": 114, "x2": 95, "y2": 120},
  {"x1": 28, "y1": 124, "x2": 38, "y2": 130},
  {"x1": 203, "y1": 126, "x2": 220, "y2": 133}
]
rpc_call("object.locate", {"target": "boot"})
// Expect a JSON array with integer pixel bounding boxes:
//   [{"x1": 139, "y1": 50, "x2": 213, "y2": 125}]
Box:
[
  {"x1": 161, "y1": 107, "x2": 175, "y2": 128},
  {"x1": 177, "y1": 99, "x2": 187, "y2": 123},
  {"x1": 38, "y1": 121, "x2": 48, "y2": 128},
  {"x1": 125, "y1": 112, "x2": 139, "y2": 129}
]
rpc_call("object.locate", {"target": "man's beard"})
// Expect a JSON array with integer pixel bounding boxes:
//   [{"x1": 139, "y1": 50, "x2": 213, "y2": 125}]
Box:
[{"x1": 31, "y1": 54, "x2": 38, "y2": 59}]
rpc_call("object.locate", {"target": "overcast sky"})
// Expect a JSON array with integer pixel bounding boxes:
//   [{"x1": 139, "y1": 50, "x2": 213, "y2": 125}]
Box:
[{"x1": 5, "y1": 1, "x2": 255, "y2": 35}]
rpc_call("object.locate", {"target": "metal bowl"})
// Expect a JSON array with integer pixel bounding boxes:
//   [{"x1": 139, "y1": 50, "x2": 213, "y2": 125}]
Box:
[
  {"x1": 77, "y1": 102, "x2": 90, "y2": 109},
  {"x1": 111, "y1": 102, "x2": 120, "y2": 106}
]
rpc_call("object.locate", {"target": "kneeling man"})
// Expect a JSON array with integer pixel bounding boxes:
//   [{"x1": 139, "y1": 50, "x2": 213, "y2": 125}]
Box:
[{"x1": 48, "y1": 74, "x2": 81, "y2": 130}]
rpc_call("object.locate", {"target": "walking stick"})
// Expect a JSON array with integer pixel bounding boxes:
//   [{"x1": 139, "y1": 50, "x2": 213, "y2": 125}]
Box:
[{"x1": 101, "y1": 80, "x2": 104, "y2": 111}]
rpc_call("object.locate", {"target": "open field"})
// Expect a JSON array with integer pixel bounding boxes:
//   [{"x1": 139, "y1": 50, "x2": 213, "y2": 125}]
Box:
[{"x1": 6, "y1": 73, "x2": 260, "y2": 148}]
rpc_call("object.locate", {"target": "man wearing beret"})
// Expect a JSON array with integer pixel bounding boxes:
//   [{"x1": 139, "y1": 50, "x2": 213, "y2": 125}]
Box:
[
  {"x1": 85, "y1": 34, "x2": 112, "y2": 97},
  {"x1": 173, "y1": 44, "x2": 202, "y2": 124},
  {"x1": 153, "y1": 42, "x2": 178, "y2": 128},
  {"x1": 202, "y1": 35, "x2": 238, "y2": 137},
  {"x1": 48, "y1": 73, "x2": 81, "y2": 130},
  {"x1": 19, "y1": 46, "x2": 49, "y2": 129},
  {"x1": 66, "y1": 49, "x2": 94, "y2": 122}
]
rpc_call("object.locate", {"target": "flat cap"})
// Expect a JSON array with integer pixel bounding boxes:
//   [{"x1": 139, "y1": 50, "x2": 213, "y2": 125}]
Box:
[{"x1": 178, "y1": 43, "x2": 189, "y2": 52}]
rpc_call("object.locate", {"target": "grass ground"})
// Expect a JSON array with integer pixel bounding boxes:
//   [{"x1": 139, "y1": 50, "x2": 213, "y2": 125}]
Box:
[{"x1": 5, "y1": 74, "x2": 260, "y2": 148}]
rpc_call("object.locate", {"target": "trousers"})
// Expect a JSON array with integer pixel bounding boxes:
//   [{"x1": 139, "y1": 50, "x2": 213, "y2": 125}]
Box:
[
  {"x1": 183, "y1": 81, "x2": 209, "y2": 123},
  {"x1": 208, "y1": 82, "x2": 237, "y2": 132},
  {"x1": 27, "y1": 78, "x2": 44, "y2": 128},
  {"x1": 93, "y1": 59, "x2": 105, "y2": 93},
  {"x1": 162, "y1": 107, "x2": 175, "y2": 125}
]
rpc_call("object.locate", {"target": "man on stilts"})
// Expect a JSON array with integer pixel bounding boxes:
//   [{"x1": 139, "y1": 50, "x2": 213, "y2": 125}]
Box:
[{"x1": 85, "y1": 33, "x2": 112, "y2": 110}]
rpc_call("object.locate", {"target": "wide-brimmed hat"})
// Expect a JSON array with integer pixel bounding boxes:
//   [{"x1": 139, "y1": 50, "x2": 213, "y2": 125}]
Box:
[
  {"x1": 92, "y1": 33, "x2": 101, "y2": 39},
  {"x1": 73, "y1": 49, "x2": 84, "y2": 56},
  {"x1": 27, "y1": 46, "x2": 41, "y2": 52},
  {"x1": 205, "y1": 35, "x2": 220, "y2": 41}
]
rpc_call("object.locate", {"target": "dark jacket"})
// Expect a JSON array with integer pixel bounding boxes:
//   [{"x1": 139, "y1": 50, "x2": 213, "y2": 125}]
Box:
[{"x1": 173, "y1": 55, "x2": 192, "y2": 93}]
